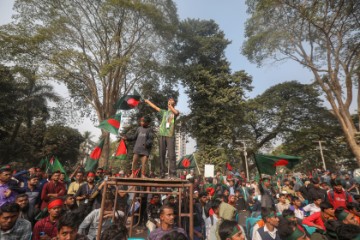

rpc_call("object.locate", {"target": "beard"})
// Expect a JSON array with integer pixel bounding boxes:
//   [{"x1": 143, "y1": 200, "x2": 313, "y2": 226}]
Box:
[{"x1": 21, "y1": 204, "x2": 30, "y2": 212}]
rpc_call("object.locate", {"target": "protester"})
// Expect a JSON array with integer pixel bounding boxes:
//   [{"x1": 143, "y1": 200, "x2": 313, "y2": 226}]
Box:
[
  {"x1": 15, "y1": 193, "x2": 39, "y2": 227},
  {"x1": 327, "y1": 178, "x2": 354, "y2": 209},
  {"x1": 67, "y1": 171, "x2": 85, "y2": 195},
  {"x1": 145, "y1": 98, "x2": 179, "y2": 179},
  {"x1": 303, "y1": 194, "x2": 322, "y2": 216},
  {"x1": 0, "y1": 202, "x2": 32, "y2": 239},
  {"x1": 54, "y1": 212, "x2": 89, "y2": 240},
  {"x1": 0, "y1": 167, "x2": 17, "y2": 207},
  {"x1": 218, "y1": 219, "x2": 246, "y2": 240},
  {"x1": 253, "y1": 207, "x2": 280, "y2": 240},
  {"x1": 146, "y1": 194, "x2": 162, "y2": 233},
  {"x1": 33, "y1": 198, "x2": 64, "y2": 240},
  {"x1": 302, "y1": 202, "x2": 335, "y2": 231},
  {"x1": 148, "y1": 205, "x2": 187, "y2": 240},
  {"x1": 123, "y1": 116, "x2": 153, "y2": 178},
  {"x1": 40, "y1": 170, "x2": 66, "y2": 210},
  {"x1": 205, "y1": 199, "x2": 221, "y2": 240},
  {"x1": 23, "y1": 174, "x2": 41, "y2": 209}
]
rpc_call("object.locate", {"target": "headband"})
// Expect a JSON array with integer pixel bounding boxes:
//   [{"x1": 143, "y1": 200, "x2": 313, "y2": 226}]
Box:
[
  {"x1": 87, "y1": 172, "x2": 95, "y2": 177},
  {"x1": 285, "y1": 227, "x2": 305, "y2": 240},
  {"x1": 229, "y1": 225, "x2": 242, "y2": 238},
  {"x1": 48, "y1": 199, "x2": 63, "y2": 209},
  {"x1": 338, "y1": 210, "x2": 350, "y2": 222}
]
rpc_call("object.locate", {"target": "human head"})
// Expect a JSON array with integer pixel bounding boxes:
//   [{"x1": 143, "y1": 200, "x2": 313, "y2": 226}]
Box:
[
  {"x1": 140, "y1": 116, "x2": 151, "y2": 127},
  {"x1": 15, "y1": 194, "x2": 29, "y2": 210},
  {"x1": 333, "y1": 178, "x2": 344, "y2": 193},
  {"x1": 0, "y1": 202, "x2": 20, "y2": 231},
  {"x1": 60, "y1": 172, "x2": 66, "y2": 181},
  {"x1": 64, "y1": 195, "x2": 76, "y2": 208},
  {"x1": 86, "y1": 172, "x2": 95, "y2": 183},
  {"x1": 291, "y1": 196, "x2": 301, "y2": 208},
  {"x1": 311, "y1": 179, "x2": 320, "y2": 188},
  {"x1": 313, "y1": 195, "x2": 322, "y2": 206},
  {"x1": 160, "y1": 231, "x2": 188, "y2": 240},
  {"x1": 212, "y1": 199, "x2": 222, "y2": 215},
  {"x1": 261, "y1": 207, "x2": 279, "y2": 227},
  {"x1": 335, "y1": 224, "x2": 360, "y2": 240},
  {"x1": 263, "y1": 178, "x2": 271, "y2": 188},
  {"x1": 75, "y1": 171, "x2": 84, "y2": 182},
  {"x1": 335, "y1": 207, "x2": 359, "y2": 226},
  {"x1": 346, "y1": 202, "x2": 360, "y2": 216},
  {"x1": 278, "y1": 194, "x2": 287, "y2": 204},
  {"x1": 193, "y1": 190, "x2": 199, "y2": 199},
  {"x1": 320, "y1": 202, "x2": 335, "y2": 218},
  {"x1": 159, "y1": 205, "x2": 175, "y2": 227},
  {"x1": 0, "y1": 167, "x2": 12, "y2": 183},
  {"x1": 51, "y1": 170, "x2": 61, "y2": 182},
  {"x1": 218, "y1": 220, "x2": 245, "y2": 240},
  {"x1": 282, "y1": 209, "x2": 296, "y2": 223},
  {"x1": 48, "y1": 199, "x2": 64, "y2": 219},
  {"x1": 57, "y1": 213, "x2": 80, "y2": 240},
  {"x1": 168, "y1": 97, "x2": 176, "y2": 107},
  {"x1": 96, "y1": 168, "x2": 104, "y2": 178},
  {"x1": 228, "y1": 195, "x2": 236, "y2": 204},
  {"x1": 28, "y1": 174, "x2": 39, "y2": 186},
  {"x1": 152, "y1": 194, "x2": 160, "y2": 203},
  {"x1": 100, "y1": 217, "x2": 128, "y2": 240},
  {"x1": 199, "y1": 192, "x2": 208, "y2": 204}
]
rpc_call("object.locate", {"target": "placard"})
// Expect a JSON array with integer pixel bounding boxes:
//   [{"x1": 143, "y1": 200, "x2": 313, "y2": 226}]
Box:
[{"x1": 204, "y1": 164, "x2": 214, "y2": 177}]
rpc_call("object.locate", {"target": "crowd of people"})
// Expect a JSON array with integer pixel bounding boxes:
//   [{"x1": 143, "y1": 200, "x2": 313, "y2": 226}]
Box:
[{"x1": 0, "y1": 163, "x2": 360, "y2": 240}]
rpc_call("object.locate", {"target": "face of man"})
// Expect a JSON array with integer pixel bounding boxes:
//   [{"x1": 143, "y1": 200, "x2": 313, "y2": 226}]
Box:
[
  {"x1": 29, "y1": 168, "x2": 36, "y2": 176},
  {"x1": 263, "y1": 180, "x2": 271, "y2": 188},
  {"x1": 334, "y1": 185, "x2": 343, "y2": 192},
  {"x1": 75, "y1": 173, "x2": 83, "y2": 182},
  {"x1": 15, "y1": 196, "x2": 29, "y2": 209},
  {"x1": 294, "y1": 199, "x2": 302, "y2": 207},
  {"x1": 169, "y1": 198, "x2": 175, "y2": 205},
  {"x1": 96, "y1": 170, "x2": 103, "y2": 178},
  {"x1": 87, "y1": 176, "x2": 95, "y2": 183},
  {"x1": 160, "y1": 208, "x2": 175, "y2": 226},
  {"x1": 35, "y1": 169, "x2": 43, "y2": 178},
  {"x1": 0, "y1": 212, "x2": 19, "y2": 231},
  {"x1": 324, "y1": 207, "x2": 335, "y2": 218},
  {"x1": 49, "y1": 206, "x2": 62, "y2": 219},
  {"x1": 344, "y1": 212, "x2": 359, "y2": 225},
  {"x1": 314, "y1": 199, "x2": 322, "y2": 206},
  {"x1": 57, "y1": 226, "x2": 77, "y2": 240},
  {"x1": 168, "y1": 98, "x2": 175, "y2": 107},
  {"x1": 29, "y1": 177, "x2": 39, "y2": 186},
  {"x1": 229, "y1": 195, "x2": 236, "y2": 203},
  {"x1": 153, "y1": 195, "x2": 160, "y2": 203},
  {"x1": 267, "y1": 214, "x2": 279, "y2": 227},
  {"x1": 279, "y1": 196, "x2": 287, "y2": 204},
  {"x1": 200, "y1": 195, "x2": 208, "y2": 204},
  {"x1": 0, "y1": 171, "x2": 12, "y2": 183},
  {"x1": 229, "y1": 226, "x2": 245, "y2": 240},
  {"x1": 52, "y1": 173, "x2": 60, "y2": 182},
  {"x1": 65, "y1": 196, "x2": 75, "y2": 207},
  {"x1": 60, "y1": 174, "x2": 65, "y2": 181}
]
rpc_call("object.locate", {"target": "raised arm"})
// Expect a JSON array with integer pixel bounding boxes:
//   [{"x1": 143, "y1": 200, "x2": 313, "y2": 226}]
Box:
[
  {"x1": 168, "y1": 102, "x2": 179, "y2": 116},
  {"x1": 144, "y1": 99, "x2": 160, "y2": 112}
]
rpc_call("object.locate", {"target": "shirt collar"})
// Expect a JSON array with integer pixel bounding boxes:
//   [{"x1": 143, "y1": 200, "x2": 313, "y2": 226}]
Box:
[{"x1": 264, "y1": 224, "x2": 277, "y2": 233}]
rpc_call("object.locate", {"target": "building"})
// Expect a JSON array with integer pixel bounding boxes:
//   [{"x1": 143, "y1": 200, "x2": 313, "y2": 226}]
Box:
[{"x1": 175, "y1": 130, "x2": 187, "y2": 160}]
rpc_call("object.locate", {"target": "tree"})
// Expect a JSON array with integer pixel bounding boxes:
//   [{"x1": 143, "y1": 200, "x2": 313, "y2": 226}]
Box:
[
  {"x1": 237, "y1": 81, "x2": 353, "y2": 171},
  {"x1": 1, "y1": 0, "x2": 179, "y2": 166},
  {"x1": 242, "y1": 0, "x2": 360, "y2": 165},
  {"x1": 170, "y1": 19, "x2": 253, "y2": 148}
]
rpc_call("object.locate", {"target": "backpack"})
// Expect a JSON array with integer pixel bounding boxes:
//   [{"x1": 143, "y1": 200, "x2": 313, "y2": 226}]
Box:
[{"x1": 327, "y1": 190, "x2": 352, "y2": 204}]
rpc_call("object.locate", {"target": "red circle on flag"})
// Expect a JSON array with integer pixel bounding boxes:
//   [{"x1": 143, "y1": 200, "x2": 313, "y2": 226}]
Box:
[
  {"x1": 127, "y1": 98, "x2": 139, "y2": 108},
  {"x1": 182, "y1": 158, "x2": 190, "y2": 168}
]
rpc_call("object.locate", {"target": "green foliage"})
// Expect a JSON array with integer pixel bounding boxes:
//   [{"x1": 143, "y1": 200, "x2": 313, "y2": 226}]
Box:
[
  {"x1": 242, "y1": 0, "x2": 360, "y2": 164},
  {"x1": 170, "y1": 19, "x2": 253, "y2": 148}
]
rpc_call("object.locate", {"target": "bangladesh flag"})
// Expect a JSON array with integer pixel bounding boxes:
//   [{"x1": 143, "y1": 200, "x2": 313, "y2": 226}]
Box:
[
  {"x1": 177, "y1": 154, "x2": 196, "y2": 169},
  {"x1": 97, "y1": 114, "x2": 121, "y2": 135},
  {"x1": 45, "y1": 156, "x2": 68, "y2": 180},
  {"x1": 115, "y1": 139, "x2": 127, "y2": 160},
  {"x1": 115, "y1": 90, "x2": 141, "y2": 110},
  {"x1": 255, "y1": 154, "x2": 301, "y2": 175},
  {"x1": 85, "y1": 139, "x2": 104, "y2": 172}
]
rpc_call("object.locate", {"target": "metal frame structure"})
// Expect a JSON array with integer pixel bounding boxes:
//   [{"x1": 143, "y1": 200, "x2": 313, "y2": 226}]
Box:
[{"x1": 96, "y1": 177, "x2": 194, "y2": 240}]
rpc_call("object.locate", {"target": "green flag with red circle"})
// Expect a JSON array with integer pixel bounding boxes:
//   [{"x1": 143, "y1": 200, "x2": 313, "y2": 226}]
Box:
[
  {"x1": 97, "y1": 114, "x2": 121, "y2": 135},
  {"x1": 177, "y1": 154, "x2": 195, "y2": 169}
]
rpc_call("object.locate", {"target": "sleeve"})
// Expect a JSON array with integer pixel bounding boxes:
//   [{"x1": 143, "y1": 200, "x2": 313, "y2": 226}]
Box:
[
  {"x1": 13, "y1": 170, "x2": 29, "y2": 182},
  {"x1": 303, "y1": 204, "x2": 311, "y2": 213},
  {"x1": 67, "y1": 182, "x2": 75, "y2": 195},
  {"x1": 126, "y1": 128, "x2": 139, "y2": 141},
  {"x1": 32, "y1": 221, "x2": 41, "y2": 240},
  {"x1": 41, "y1": 183, "x2": 49, "y2": 202},
  {"x1": 145, "y1": 128, "x2": 154, "y2": 149},
  {"x1": 58, "y1": 183, "x2": 66, "y2": 197},
  {"x1": 302, "y1": 213, "x2": 318, "y2": 227},
  {"x1": 78, "y1": 210, "x2": 97, "y2": 235},
  {"x1": 20, "y1": 220, "x2": 32, "y2": 240},
  {"x1": 253, "y1": 227, "x2": 262, "y2": 240},
  {"x1": 74, "y1": 184, "x2": 83, "y2": 198}
]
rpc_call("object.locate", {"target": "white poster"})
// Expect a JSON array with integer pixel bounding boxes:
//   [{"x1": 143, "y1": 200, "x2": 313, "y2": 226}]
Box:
[{"x1": 204, "y1": 164, "x2": 214, "y2": 178}]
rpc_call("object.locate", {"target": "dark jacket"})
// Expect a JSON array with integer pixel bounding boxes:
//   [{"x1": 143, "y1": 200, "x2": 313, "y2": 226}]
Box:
[
  {"x1": 147, "y1": 201, "x2": 162, "y2": 224},
  {"x1": 307, "y1": 184, "x2": 327, "y2": 203}
]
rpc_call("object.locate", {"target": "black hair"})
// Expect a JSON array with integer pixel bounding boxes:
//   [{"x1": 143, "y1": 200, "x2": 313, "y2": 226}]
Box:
[
  {"x1": 57, "y1": 212, "x2": 80, "y2": 231},
  {"x1": 168, "y1": 196, "x2": 175, "y2": 201},
  {"x1": 334, "y1": 206, "x2": 347, "y2": 220},
  {"x1": 199, "y1": 191, "x2": 208, "y2": 198},
  {"x1": 160, "y1": 231, "x2": 188, "y2": 240},
  {"x1": 282, "y1": 209, "x2": 295, "y2": 219},
  {"x1": 0, "y1": 167, "x2": 12, "y2": 173},
  {"x1": 320, "y1": 202, "x2": 334, "y2": 211},
  {"x1": 261, "y1": 207, "x2": 277, "y2": 222},
  {"x1": 336, "y1": 223, "x2": 360, "y2": 240},
  {"x1": 142, "y1": 116, "x2": 151, "y2": 123},
  {"x1": 15, "y1": 193, "x2": 28, "y2": 200},
  {"x1": 159, "y1": 204, "x2": 174, "y2": 216},
  {"x1": 100, "y1": 217, "x2": 128, "y2": 240},
  {"x1": 0, "y1": 202, "x2": 20, "y2": 215},
  {"x1": 312, "y1": 178, "x2": 320, "y2": 184},
  {"x1": 291, "y1": 196, "x2": 300, "y2": 202},
  {"x1": 278, "y1": 193, "x2": 286, "y2": 198},
  {"x1": 346, "y1": 202, "x2": 359, "y2": 211},
  {"x1": 211, "y1": 199, "x2": 222, "y2": 210},
  {"x1": 218, "y1": 220, "x2": 240, "y2": 240}
]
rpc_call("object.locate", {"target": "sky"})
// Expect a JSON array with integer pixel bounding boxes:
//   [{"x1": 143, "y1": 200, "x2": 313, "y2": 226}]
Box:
[{"x1": 0, "y1": 0, "x2": 314, "y2": 152}]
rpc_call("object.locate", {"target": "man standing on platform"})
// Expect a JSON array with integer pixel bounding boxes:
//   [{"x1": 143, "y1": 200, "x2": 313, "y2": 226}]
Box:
[{"x1": 145, "y1": 98, "x2": 179, "y2": 179}]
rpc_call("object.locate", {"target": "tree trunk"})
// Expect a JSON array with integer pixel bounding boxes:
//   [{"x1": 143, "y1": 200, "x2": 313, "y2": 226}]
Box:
[{"x1": 99, "y1": 132, "x2": 110, "y2": 168}]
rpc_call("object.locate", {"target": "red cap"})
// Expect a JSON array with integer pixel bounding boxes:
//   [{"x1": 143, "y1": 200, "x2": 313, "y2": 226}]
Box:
[{"x1": 48, "y1": 199, "x2": 63, "y2": 209}]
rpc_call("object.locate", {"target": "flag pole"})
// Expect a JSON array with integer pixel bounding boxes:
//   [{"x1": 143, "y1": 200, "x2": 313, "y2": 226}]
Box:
[{"x1": 193, "y1": 154, "x2": 201, "y2": 175}]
